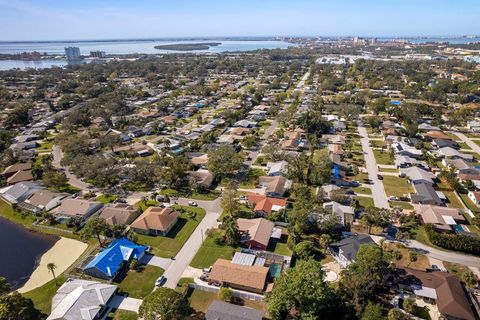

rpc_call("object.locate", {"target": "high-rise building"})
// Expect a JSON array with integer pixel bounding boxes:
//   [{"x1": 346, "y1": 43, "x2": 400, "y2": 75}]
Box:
[
  {"x1": 64, "y1": 47, "x2": 81, "y2": 60},
  {"x1": 370, "y1": 37, "x2": 378, "y2": 45},
  {"x1": 90, "y1": 51, "x2": 106, "y2": 58}
]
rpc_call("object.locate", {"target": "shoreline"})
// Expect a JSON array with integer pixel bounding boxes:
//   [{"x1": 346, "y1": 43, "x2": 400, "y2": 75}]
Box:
[{"x1": 17, "y1": 237, "x2": 87, "y2": 293}]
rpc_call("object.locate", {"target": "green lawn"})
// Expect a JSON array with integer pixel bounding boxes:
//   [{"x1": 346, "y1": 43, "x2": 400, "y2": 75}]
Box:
[
  {"x1": 378, "y1": 167, "x2": 399, "y2": 173},
  {"x1": 96, "y1": 194, "x2": 118, "y2": 204},
  {"x1": 239, "y1": 168, "x2": 267, "y2": 188},
  {"x1": 373, "y1": 149, "x2": 394, "y2": 165},
  {"x1": 135, "y1": 206, "x2": 206, "y2": 258},
  {"x1": 190, "y1": 233, "x2": 238, "y2": 269},
  {"x1": 115, "y1": 265, "x2": 164, "y2": 299},
  {"x1": 459, "y1": 193, "x2": 480, "y2": 214},
  {"x1": 382, "y1": 176, "x2": 413, "y2": 198},
  {"x1": 351, "y1": 185, "x2": 372, "y2": 195},
  {"x1": 389, "y1": 201, "x2": 413, "y2": 210},
  {"x1": 106, "y1": 310, "x2": 138, "y2": 320},
  {"x1": 187, "y1": 288, "x2": 266, "y2": 314},
  {"x1": 267, "y1": 233, "x2": 292, "y2": 256},
  {"x1": 355, "y1": 196, "x2": 374, "y2": 208},
  {"x1": 355, "y1": 173, "x2": 370, "y2": 183},
  {"x1": 444, "y1": 191, "x2": 464, "y2": 209},
  {"x1": 23, "y1": 275, "x2": 66, "y2": 315}
]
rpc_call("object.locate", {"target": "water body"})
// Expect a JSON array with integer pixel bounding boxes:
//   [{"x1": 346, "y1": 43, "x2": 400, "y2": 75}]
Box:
[
  {"x1": 0, "y1": 40, "x2": 295, "y2": 70},
  {"x1": 0, "y1": 216, "x2": 58, "y2": 289}
]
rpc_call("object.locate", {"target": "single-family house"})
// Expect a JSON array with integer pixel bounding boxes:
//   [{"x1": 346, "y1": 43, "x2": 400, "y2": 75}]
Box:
[
  {"x1": 322, "y1": 201, "x2": 355, "y2": 226},
  {"x1": 467, "y1": 120, "x2": 480, "y2": 132},
  {"x1": 392, "y1": 142, "x2": 423, "y2": 158},
  {"x1": 410, "y1": 183, "x2": 443, "y2": 206},
  {"x1": 432, "y1": 139, "x2": 458, "y2": 149},
  {"x1": 468, "y1": 191, "x2": 480, "y2": 207},
  {"x1": 187, "y1": 169, "x2": 215, "y2": 189},
  {"x1": 234, "y1": 120, "x2": 257, "y2": 128},
  {"x1": 397, "y1": 268, "x2": 476, "y2": 320},
  {"x1": 237, "y1": 218, "x2": 275, "y2": 250},
  {"x1": 329, "y1": 235, "x2": 376, "y2": 268},
  {"x1": 206, "y1": 300, "x2": 264, "y2": 320},
  {"x1": 258, "y1": 176, "x2": 291, "y2": 197},
  {"x1": 83, "y1": 238, "x2": 147, "y2": 279},
  {"x1": 267, "y1": 160, "x2": 288, "y2": 176},
  {"x1": 208, "y1": 259, "x2": 269, "y2": 293},
  {"x1": 395, "y1": 155, "x2": 428, "y2": 169},
  {"x1": 422, "y1": 130, "x2": 451, "y2": 141},
  {"x1": 53, "y1": 198, "x2": 103, "y2": 220},
  {"x1": 99, "y1": 203, "x2": 140, "y2": 226},
  {"x1": 0, "y1": 181, "x2": 44, "y2": 204},
  {"x1": 400, "y1": 167, "x2": 436, "y2": 185},
  {"x1": 21, "y1": 190, "x2": 69, "y2": 214},
  {"x1": 47, "y1": 279, "x2": 117, "y2": 320},
  {"x1": 437, "y1": 147, "x2": 473, "y2": 162},
  {"x1": 2, "y1": 162, "x2": 32, "y2": 179},
  {"x1": 130, "y1": 207, "x2": 180, "y2": 236},
  {"x1": 247, "y1": 193, "x2": 287, "y2": 216},
  {"x1": 414, "y1": 204, "x2": 466, "y2": 233}
]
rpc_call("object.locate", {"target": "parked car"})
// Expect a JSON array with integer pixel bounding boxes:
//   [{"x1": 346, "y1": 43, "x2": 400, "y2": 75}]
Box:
[
  {"x1": 377, "y1": 174, "x2": 383, "y2": 180},
  {"x1": 203, "y1": 266, "x2": 212, "y2": 273},
  {"x1": 188, "y1": 201, "x2": 198, "y2": 207},
  {"x1": 388, "y1": 196, "x2": 398, "y2": 201},
  {"x1": 155, "y1": 276, "x2": 166, "y2": 287}
]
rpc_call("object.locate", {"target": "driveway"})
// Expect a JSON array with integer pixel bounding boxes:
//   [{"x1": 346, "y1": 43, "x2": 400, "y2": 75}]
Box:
[
  {"x1": 450, "y1": 131, "x2": 480, "y2": 154},
  {"x1": 108, "y1": 295, "x2": 142, "y2": 313},
  {"x1": 162, "y1": 197, "x2": 222, "y2": 289},
  {"x1": 140, "y1": 254, "x2": 172, "y2": 269},
  {"x1": 357, "y1": 122, "x2": 390, "y2": 209}
]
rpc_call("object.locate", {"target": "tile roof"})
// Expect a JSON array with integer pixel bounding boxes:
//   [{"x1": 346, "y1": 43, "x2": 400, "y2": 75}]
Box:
[
  {"x1": 237, "y1": 218, "x2": 274, "y2": 248},
  {"x1": 99, "y1": 204, "x2": 139, "y2": 226},
  {"x1": 247, "y1": 193, "x2": 287, "y2": 215},
  {"x1": 130, "y1": 207, "x2": 180, "y2": 232},
  {"x1": 209, "y1": 259, "x2": 269, "y2": 291}
]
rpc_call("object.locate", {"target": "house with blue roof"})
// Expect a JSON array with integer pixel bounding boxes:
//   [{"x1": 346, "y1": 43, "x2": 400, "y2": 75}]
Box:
[{"x1": 83, "y1": 238, "x2": 147, "y2": 280}]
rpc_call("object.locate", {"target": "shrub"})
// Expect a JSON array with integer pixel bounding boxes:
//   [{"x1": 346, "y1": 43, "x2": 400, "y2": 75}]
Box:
[
  {"x1": 424, "y1": 224, "x2": 480, "y2": 256},
  {"x1": 219, "y1": 287, "x2": 233, "y2": 302}
]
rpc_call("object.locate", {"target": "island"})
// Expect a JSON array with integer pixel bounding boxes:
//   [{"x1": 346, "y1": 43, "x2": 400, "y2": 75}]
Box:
[{"x1": 154, "y1": 42, "x2": 222, "y2": 51}]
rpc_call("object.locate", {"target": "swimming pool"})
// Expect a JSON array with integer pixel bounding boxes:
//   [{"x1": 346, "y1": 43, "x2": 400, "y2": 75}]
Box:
[
  {"x1": 269, "y1": 263, "x2": 282, "y2": 278},
  {"x1": 452, "y1": 224, "x2": 465, "y2": 233}
]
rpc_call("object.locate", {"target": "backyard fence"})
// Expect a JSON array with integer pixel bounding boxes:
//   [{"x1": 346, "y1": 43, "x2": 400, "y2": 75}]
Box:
[{"x1": 188, "y1": 283, "x2": 265, "y2": 302}]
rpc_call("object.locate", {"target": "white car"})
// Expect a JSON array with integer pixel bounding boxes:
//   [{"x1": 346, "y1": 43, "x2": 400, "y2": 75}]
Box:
[{"x1": 188, "y1": 201, "x2": 198, "y2": 207}]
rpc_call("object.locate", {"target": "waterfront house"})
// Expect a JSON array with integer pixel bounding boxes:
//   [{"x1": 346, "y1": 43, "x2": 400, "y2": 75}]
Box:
[
  {"x1": 130, "y1": 207, "x2": 180, "y2": 236},
  {"x1": 83, "y1": 238, "x2": 147, "y2": 280},
  {"x1": 21, "y1": 190, "x2": 69, "y2": 214},
  {"x1": 47, "y1": 279, "x2": 117, "y2": 320},
  {"x1": 53, "y1": 198, "x2": 104, "y2": 220},
  {"x1": 99, "y1": 203, "x2": 140, "y2": 226},
  {"x1": 0, "y1": 181, "x2": 44, "y2": 205}
]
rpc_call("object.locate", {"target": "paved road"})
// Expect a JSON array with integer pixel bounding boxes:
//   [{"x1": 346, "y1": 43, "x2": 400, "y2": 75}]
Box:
[
  {"x1": 51, "y1": 145, "x2": 94, "y2": 191},
  {"x1": 405, "y1": 240, "x2": 480, "y2": 268},
  {"x1": 162, "y1": 197, "x2": 222, "y2": 289},
  {"x1": 357, "y1": 122, "x2": 390, "y2": 209},
  {"x1": 450, "y1": 131, "x2": 480, "y2": 154}
]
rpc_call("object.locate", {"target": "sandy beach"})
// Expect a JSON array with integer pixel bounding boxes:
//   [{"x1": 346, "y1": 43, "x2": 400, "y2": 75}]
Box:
[{"x1": 17, "y1": 237, "x2": 87, "y2": 293}]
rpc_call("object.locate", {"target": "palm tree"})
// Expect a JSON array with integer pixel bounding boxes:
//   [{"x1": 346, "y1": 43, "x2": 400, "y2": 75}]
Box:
[{"x1": 47, "y1": 263, "x2": 58, "y2": 285}]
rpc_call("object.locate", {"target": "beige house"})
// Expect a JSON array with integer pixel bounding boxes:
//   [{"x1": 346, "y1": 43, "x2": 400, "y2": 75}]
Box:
[
  {"x1": 99, "y1": 203, "x2": 140, "y2": 226},
  {"x1": 130, "y1": 207, "x2": 180, "y2": 236}
]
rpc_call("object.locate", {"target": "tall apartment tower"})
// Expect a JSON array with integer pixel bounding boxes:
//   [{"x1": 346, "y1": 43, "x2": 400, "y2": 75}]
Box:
[{"x1": 64, "y1": 47, "x2": 81, "y2": 60}]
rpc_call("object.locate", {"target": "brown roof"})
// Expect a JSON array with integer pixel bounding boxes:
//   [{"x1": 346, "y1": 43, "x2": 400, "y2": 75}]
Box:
[
  {"x1": 247, "y1": 193, "x2": 287, "y2": 215},
  {"x1": 258, "y1": 176, "x2": 289, "y2": 195},
  {"x1": 100, "y1": 204, "x2": 140, "y2": 226},
  {"x1": 2, "y1": 162, "x2": 32, "y2": 176},
  {"x1": 25, "y1": 190, "x2": 68, "y2": 208},
  {"x1": 237, "y1": 218, "x2": 274, "y2": 248},
  {"x1": 54, "y1": 199, "x2": 103, "y2": 218},
  {"x1": 188, "y1": 169, "x2": 214, "y2": 188},
  {"x1": 414, "y1": 204, "x2": 465, "y2": 226},
  {"x1": 209, "y1": 259, "x2": 269, "y2": 291},
  {"x1": 191, "y1": 154, "x2": 208, "y2": 166},
  {"x1": 399, "y1": 268, "x2": 475, "y2": 320},
  {"x1": 424, "y1": 131, "x2": 451, "y2": 140},
  {"x1": 130, "y1": 207, "x2": 180, "y2": 232},
  {"x1": 280, "y1": 139, "x2": 298, "y2": 149},
  {"x1": 7, "y1": 170, "x2": 33, "y2": 184}
]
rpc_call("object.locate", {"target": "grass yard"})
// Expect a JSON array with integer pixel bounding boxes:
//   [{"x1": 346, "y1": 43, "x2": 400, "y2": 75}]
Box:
[
  {"x1": 389, "y1": 201, "x2": 413, "y2": 210},
  {"x1": 23, "y1": 275, "x2": 66, "y2": 315},
  {"x1": 351, "y1": 185, "x2": 372, "y2": 195},
  {"x1": 373, "y1": 149, "x2": 394, "y2": 165},
  {"x1": 378, "y1": 167, "x2": 399, "y2": 173},
  {"x1": 267, "y1": 233, "x2": 292, "y2": 256},
  {"x1": 96, "y1": 194, "x2": 118, "y2": 204},
  {"x1": 355, "y1": 172, "x2": 370, "y2": 184},
  {"x1": 382, "y1": 176, "x2": 413, "y2": 198},
  {"x1": 106, "y1": 310, "x2": 138, "y2": 320},
  {"x1": 459, "y1": 193, "x2": 480, "y2": 215},
  {"x1": 190, "y1": 232, "x2": 238, "y2": 269},
  {"x1": 115, "y1": 265, "x2": 164, "y2": 299},
  {"x1": 239, "y1": 168, "x2": 267, "y2": 188},
  {"x1": 355, "y1": 196, "x2": 374, "y2": 208},
  {"x1": 443, "y1": 261, "x2": 470, "y2": 281},
  {"x1": 135, "y1": 206, "x2": 206, "y2": 258},
  {"x1": 443, "y1": 191, "x2": 464, "y2": 209},
  {"x1": 187, "y1": 288, "x2": 267, "y2": 314},
  {"x1": 385, "y1": 243, "x2": 430, "y2": 271}
]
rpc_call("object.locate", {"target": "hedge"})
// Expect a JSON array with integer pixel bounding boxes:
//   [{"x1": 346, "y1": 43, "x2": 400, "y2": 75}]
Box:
[{"x1": 424, "y1": 224, "x2": 480, "y2": 256}]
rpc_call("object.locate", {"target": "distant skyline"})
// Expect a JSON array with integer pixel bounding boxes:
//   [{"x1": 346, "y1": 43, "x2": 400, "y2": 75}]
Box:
[{"x1": 1, "y1": 0, "x2": 479, "y2": 41}]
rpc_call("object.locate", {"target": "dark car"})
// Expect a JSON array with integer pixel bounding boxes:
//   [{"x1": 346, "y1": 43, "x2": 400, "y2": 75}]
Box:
[{"x1": 377, "y1": 174, "x2": 383, "y2": 180}]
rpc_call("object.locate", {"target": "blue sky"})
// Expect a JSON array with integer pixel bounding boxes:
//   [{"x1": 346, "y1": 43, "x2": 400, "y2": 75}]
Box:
[{"x1": 0, "y1": 0, "x2": 479, "y2": 41}]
